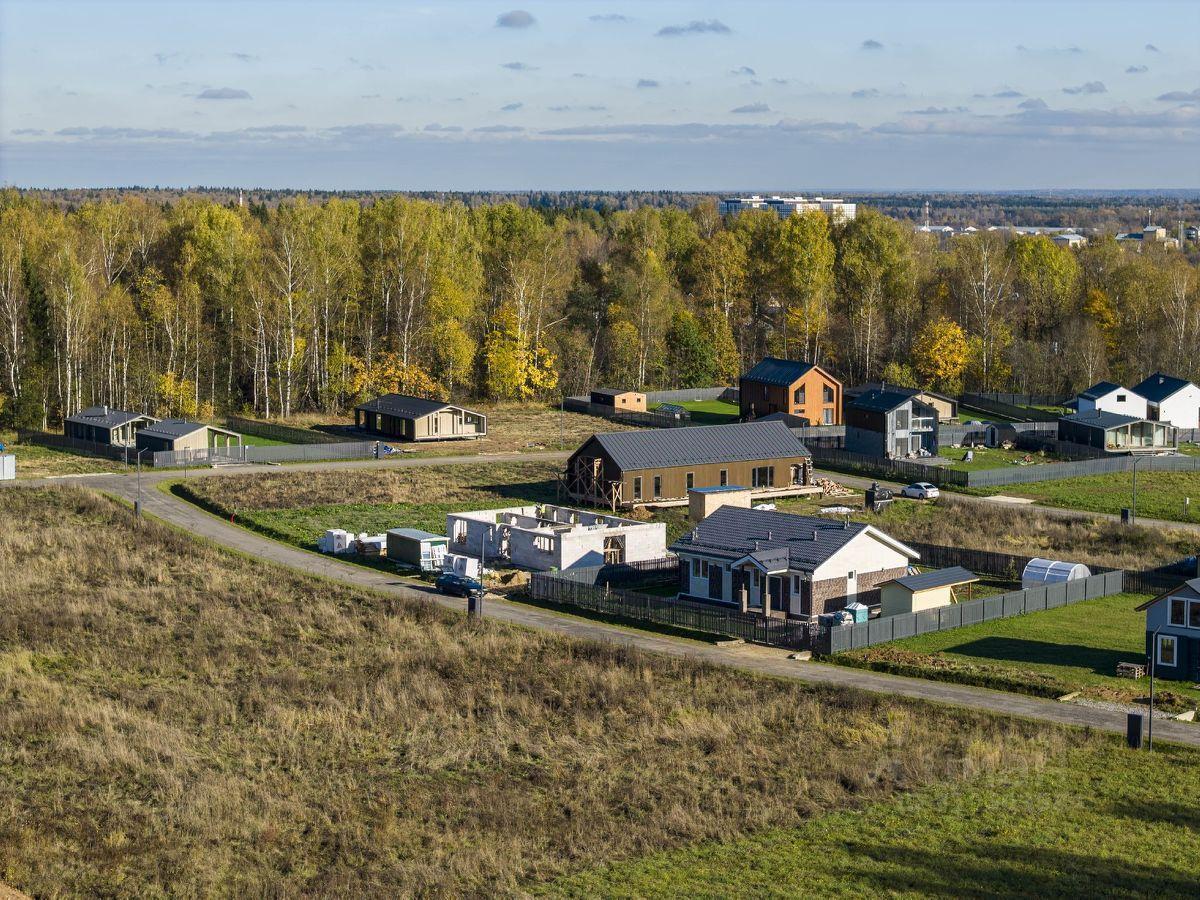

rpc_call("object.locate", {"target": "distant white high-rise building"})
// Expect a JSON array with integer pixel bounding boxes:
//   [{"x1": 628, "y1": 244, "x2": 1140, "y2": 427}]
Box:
[{"x1": 718, "y1": 195, "x2": 857, "y2": 223}]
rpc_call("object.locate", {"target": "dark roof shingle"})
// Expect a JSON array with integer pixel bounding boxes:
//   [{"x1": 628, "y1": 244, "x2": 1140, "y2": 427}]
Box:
[
  {"x1": 849, "y1": 389, "x2": 922, "y2": 414},
  {"x1": 741, "y1": 357, "x2": 818, "y2": 386},
  {"x1": 591, "y1": 420, "x2": 810, "y2": 471},
  {"x1": 670, "y1": 505, "x2": 909, "y2": 572},
  {"x1": 1060, "y1": 410, "x2": 1144, "y2": 429},
  {"x1": 355, "y1": 393, "x2": 452, "y2": 419},
  {"x1": 66, "y1": 406, "x2": 153, "y2": 430},
  {"x1": 1078, "y1": 380, "x2": 1124, "y2": 401},
  {"x1": 138, "y1": 419, "x2": 208, "y2": 440},
  {"x1": 1132, "y1": 372, "x2": 1194, "y2": 404}
]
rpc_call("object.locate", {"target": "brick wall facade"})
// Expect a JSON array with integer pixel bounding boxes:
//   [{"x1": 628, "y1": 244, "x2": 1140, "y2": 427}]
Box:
[{"x1": 807, "y1": 565, "x2": 907, "y2": 617}]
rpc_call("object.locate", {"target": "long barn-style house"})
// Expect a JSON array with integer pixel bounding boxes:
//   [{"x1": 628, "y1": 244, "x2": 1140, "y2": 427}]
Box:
[{"x1": 561, "y1": 420, "x2": 814, "y2": 510}]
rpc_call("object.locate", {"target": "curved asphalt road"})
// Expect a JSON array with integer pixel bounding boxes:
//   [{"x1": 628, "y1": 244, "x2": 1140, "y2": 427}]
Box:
[{"x1": 6, "y1": 454, "x2": 1195, "y2": 749}]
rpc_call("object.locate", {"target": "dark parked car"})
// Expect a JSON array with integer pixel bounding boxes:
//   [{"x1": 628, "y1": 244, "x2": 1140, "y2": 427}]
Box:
[{"x1": 435, "y1": 572, "x2": 485, "y2": 598}]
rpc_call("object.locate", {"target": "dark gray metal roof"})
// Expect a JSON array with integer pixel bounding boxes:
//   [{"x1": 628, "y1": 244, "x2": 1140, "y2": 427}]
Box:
[
  {"x1": 850, "y1": 389, "x2": 923, "y2": 414},
  {"x1": 355, "y1": 393, "x2": 453, "y2": 419},
  {"x1": 741, "y1": 357, "x2": 817, "y2": 386},
  {"x1": 757, "y1": 411, "x2": 811, "y2": 428},
  {"x1": 592, "y1": 420, "x2": 811, "y2": 471},
  {"x1": 138, "y1": 419, "x2": 208, "y2": 440},
  {"x1": 670, "y1": 505, "x2": 898, "y2": 572},
  {"x1": 1078, "y1": 380, "x2": 1124, "y2": 401},
  {"x1": 890, "y1": 566, "x2": 977, "y2": 592},
  {"x1": 1136, "y1": 577, "x2": 1200, "y2": 610},
  {"x1": 591, "y1": 387, "x2": 640, "y2": 398},
  {"x1": 1132, "y1": 372, "x2": 1193, "y2": 404},
  {"x1": 1060, "y1": 410, "x2": 1144, "y2": 430},
  {"x1": 66, "y1": 406, "x2": 153, "y2": 430},
  {"x1": 847, "y1": 383, "x2": 956, "y2": 405}
]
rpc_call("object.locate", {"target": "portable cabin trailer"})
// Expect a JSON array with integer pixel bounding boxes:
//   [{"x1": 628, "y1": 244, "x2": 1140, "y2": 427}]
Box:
[{"x1": 386, "y1": 528, "x2": 449, "y2": 571}]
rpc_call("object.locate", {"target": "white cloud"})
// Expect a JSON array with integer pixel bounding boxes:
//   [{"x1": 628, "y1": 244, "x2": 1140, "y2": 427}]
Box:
[
  {"x1": 496, "y1": 10, "x2": 535, "y2": 28},
  {"x1": 197, "y1": 87, "x2": 251, "y2": 100},
  {"x1": 656, "y1": 20, "x2": 731, "y2": 37}
]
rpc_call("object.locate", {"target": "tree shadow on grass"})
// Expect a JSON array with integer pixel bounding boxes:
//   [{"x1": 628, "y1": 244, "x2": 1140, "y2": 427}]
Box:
[
  {"x1": 476, "y1": 479, "x2": 562, "y2": 505},
  {"x1": 840, "y1": 840, "x2": 1197, "y2": 898},
  {"x1": 940, "y1": 636, "x2": 1131, "y2": 677},
  {"x1": 1107, "y1": 798, "x2": 1200, "y2": 831}
]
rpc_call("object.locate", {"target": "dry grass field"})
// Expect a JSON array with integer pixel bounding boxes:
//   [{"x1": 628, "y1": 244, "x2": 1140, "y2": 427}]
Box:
[{"x1": 0, "y1": 485, "x2": 1079, "y2": 896}]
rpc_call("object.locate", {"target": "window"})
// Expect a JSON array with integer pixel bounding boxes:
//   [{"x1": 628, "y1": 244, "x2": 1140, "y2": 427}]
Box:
[
  {"x1": 1190, "y1": 600, "x2": 1200, "y2": 630},
  {"x1": 895, "y1": 409, "x2": 910, "y2": 431},
  {"x1": 686, "y1": 472, "x2": 694, "y2": 490},
  {"x1": 692, "y1": 558, "x2": 701, "y2": 577},
  {"x1": 1170, "y1": 598, "x2": 1186, "y2": 626},
  {"x1": 534, "y1": 535, "x2": 554, "y2": 553},
  {"x1": 653, "y1": 475, "x2": 662, "y2": 498},
  {"x1": 823, "y1": 385, "x2": 834, "y2": 403},
  {"x1": 633, "y1": 477, "x2": 642, "y2": 500},
  {"x1": 430, "y1": 414, "x2": 440, "y2": 435},
  {"x1": 1158, "y1": 634, "x2": 1178, "y2": 667},
  {"x1": 823, "y1": 408, "x2": 834, "y2": 425},
  {"x1": 752, "y1": 465, "x2": 774, "y2": 488},
  {"x1": 719, "y1": 469, "x2": 728, "y2": 486},
  {"x1": 1116, "y1": 394, "x2": 1127, "y2": 402},
  {"x1": 762, "y1": 385, "x2": 769, "y2": 400},
  {"x1": 794, "y1": 386, "x2": 806, "y2": 405}
]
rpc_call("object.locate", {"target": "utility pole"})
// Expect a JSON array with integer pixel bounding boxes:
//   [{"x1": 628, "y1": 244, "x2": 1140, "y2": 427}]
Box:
[{"x1": 1148, "y1": 625, "x2": 1160, "y2": 751}]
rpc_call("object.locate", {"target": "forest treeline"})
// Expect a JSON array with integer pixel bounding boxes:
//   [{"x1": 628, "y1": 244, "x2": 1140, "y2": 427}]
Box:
[{"x1": 0, "y1": 187, "x2": 1196, "y2": 427}]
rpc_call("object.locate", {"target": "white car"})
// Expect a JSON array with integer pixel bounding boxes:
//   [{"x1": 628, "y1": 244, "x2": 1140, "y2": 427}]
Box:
[{"x1": 901, "y1": 482, "x2": 940, "y2": 500}]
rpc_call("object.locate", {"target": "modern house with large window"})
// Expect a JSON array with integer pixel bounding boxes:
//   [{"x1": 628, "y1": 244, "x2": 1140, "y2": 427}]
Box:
[
  {"x1": 670, "y1": 506, "x2": 918, "y2": 619},
  {"x1": 845, "y1": 383, "x2": 959, "y2": 424},
  {"x1": 561, "y1": 420, "x2": 813, "y2": 510},
  {"x1": 354, "y1": 394, "x2": 487, "y2": 442},
  {"x1": 739, "y1": 357, "x2": 843, "y2": 425},
  {"x1": 1073, "y1": 381, "x2": 1149, "y2": 419},
  {"x1": 1057, "y1": 411, "x2": 1177, "y2": 452},
  {"x1": 844, "y1": 389, "x2": 939, "y2": 458},
  {"x1": 1136, "y1": 577, "x2": 1200, "y2": 681}
]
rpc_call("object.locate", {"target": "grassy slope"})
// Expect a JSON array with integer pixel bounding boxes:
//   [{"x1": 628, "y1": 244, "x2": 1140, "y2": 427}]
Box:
[
  {"x1": 991, "y1": 470, "x2": 1200, "y2": 524},
  {"x1": 648, "y1": 399, "x2": 740, "y2": 425},
  {"x1": 0, "y1": 486, "x2": 1076, "y2": 896},
  {"x1": 835, "y1": 592, "x2": 1200, "y2": 707},
  {"x1": 0, "y1": 431, "x2": 124, "y2": 479},
  {"x1": 547, "y1": 740, "x2": 1200, "y2": 898}
]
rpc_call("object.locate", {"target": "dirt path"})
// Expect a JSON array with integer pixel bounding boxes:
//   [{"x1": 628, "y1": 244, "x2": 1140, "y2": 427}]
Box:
[{"x1": 12, "y1": 472, "x2": 1190, "y2": 749}]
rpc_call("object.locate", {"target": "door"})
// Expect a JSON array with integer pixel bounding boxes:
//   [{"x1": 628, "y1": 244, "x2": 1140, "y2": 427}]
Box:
[{"x1": 845, "y1": 570, "x2": 857, "y2": 600}]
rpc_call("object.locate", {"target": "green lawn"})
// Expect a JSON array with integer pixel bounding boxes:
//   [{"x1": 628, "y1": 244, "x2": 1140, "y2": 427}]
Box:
[
  {"x1": 545, "y1": 738, "x2": 1200, "y2": 897},
  {"x1": 939, "y1": 446, "x2": 1065, "y2": 472},
  {"x1": 234, "y1": 433, "x2": 293, "y2": 447},
  {"x1": 985, "y1": 470, "x2": 1200, "y2": 524},
  {"x1": 834, "y1": 591, "x2": 1200, "y2": 707},
  {"x1": 1180, "y1": 443, "x2": 1200, "y2": 457},
  {"x1": 0, "y1": 432, "x2": 125, "y2": 479},
  {"x1": 648, "y1": 398, "x2": 740, "y2": 425}
]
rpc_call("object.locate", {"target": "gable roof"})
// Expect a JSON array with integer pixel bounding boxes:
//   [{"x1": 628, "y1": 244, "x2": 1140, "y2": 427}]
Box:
[
  {"x1": 1135, "y1": 577, "x2": 1200, "y2": 611},
  {"x1": 355, "y1": 393, "x2": 453, "y2": 419},
  {"x1": 65, "y1": 406, "x2": 154, "y2": 430},
  {"x1": 888, "y1": 566, "x2": 978, "y2": 593},
  {"x1": 1060, "y1": 410, "x2": 1145, "y2": 430},
  {"x1": 847, "y1": 383, "x2": 956, "y2": 405},
  {"x1": 670, "y1": 505, "x2": 916, "y2": 573},
  {"x1": 138, "y1": 419, "x2": 208, "y2": 440},
  {"x1": 591, "y1": 387, "x2": 642, "y2": 399},
  {"x1": 741, "y1": 357, "x2": 819, "y2": 386},
  {"x1": 1078, "y1": 380, "x2": 1126, "y2": 401},
  {"x1": 849, "y1": 389, "x2": 928, "y2": 414},
  {"x1": 589, "y1": 420, "x2": 810, "y2": 471},
  {"x1": 1132, "y1": 372, "x2": 1195, "y2": 404}
]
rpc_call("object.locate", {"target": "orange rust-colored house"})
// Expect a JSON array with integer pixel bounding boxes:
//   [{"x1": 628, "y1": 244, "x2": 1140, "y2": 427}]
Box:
[{"x1": 739, "y1": 358, "x2": 843, "y2": 426}]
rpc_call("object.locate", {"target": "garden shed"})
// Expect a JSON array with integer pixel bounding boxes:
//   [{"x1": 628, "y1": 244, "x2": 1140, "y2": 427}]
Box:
[{"x1": 1021, "y1": 558, "x2": 1091, "y2": 589}]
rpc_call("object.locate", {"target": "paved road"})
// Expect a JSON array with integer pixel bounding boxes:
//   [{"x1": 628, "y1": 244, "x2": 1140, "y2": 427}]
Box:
[{"x1": 13, "y1": 470, "x2": 1194, "y2": 749}]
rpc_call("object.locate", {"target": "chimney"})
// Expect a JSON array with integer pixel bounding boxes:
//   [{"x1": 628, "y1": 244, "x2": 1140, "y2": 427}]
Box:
[{"x1": 102, "y1": 404, "x2": 108, "y2": 415}]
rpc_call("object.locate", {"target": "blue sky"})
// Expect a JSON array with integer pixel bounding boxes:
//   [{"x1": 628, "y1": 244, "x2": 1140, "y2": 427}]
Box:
[{"x1": 1, "y1": 0, "x2": 1198, "y2": 189}]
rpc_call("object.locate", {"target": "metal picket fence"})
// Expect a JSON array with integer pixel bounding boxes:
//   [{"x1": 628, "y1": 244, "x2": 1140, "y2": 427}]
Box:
[
  {"x1": 817, "y1": 569, "x2": 1125, "y2": 654},
  {"x1": 226, "y1": 416, "x2": 358, "y2": 445},
  {"x1": 152, "y1": 440, "x2": 377, "y2": 467},
  {"x1": 529, "y1": 566, "x2": 810, "y2": 649}
]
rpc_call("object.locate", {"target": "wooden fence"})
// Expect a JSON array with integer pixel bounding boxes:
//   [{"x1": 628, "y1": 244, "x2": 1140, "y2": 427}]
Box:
[{"x1": 226, "y1": 416, "x2": 358, "y2": 445}]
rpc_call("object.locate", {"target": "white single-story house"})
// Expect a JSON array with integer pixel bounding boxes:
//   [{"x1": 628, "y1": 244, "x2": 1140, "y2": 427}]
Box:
[
  {"x1": 1074, "y1": 381, "x2": 1148, "y2": 420},
  {"x1": 670, "y1": 505, "x2": 918, "y2": 620},
  {"x1": 1132, "y1": 372, "x2": 1200, "y2": 430}
]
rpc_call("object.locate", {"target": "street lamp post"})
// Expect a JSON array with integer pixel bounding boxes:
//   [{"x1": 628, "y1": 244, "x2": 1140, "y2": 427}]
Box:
[
  {"x1": 1148, "y1": 625, "x2": 1161, "y2": 751},
  {"x1": 136, "y1": 448, "x2": 147, "y2": 517}
]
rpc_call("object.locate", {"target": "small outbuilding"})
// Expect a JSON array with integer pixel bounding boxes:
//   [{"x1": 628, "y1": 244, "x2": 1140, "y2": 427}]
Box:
[
  {"x1": 688, "y1": 484, "x2": 752, "y2": 522},
  {"x1": 65, "y1": 406, "x2": 159, "y2": 446},
  {"x1": 355, "y1": 394, "x2": 487, "y2": 442},
  {"x1": 881, "y1": 566, "x2": 979, "y2": 617},
  {"x1": 1021, "y1": 558, "x2": 1091, "y2": 590},
  {"x1": 134, "y1": 420, "x2": 242, "y2": 454},
  {"x1": 590, "y1": 388, "x2": 647, "y2": 412},
  {"x1": 386, "y1": 528, "x2": 449, "y2": 571}
]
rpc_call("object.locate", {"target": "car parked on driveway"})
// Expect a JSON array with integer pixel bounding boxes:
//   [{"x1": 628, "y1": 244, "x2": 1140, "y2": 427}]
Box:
[
  {"x1": 436, "y1": 572, "x2": 486, "y2": 598},
  {"x1": 900, "y1": 482, "x2": 940, "y2": 500}
]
